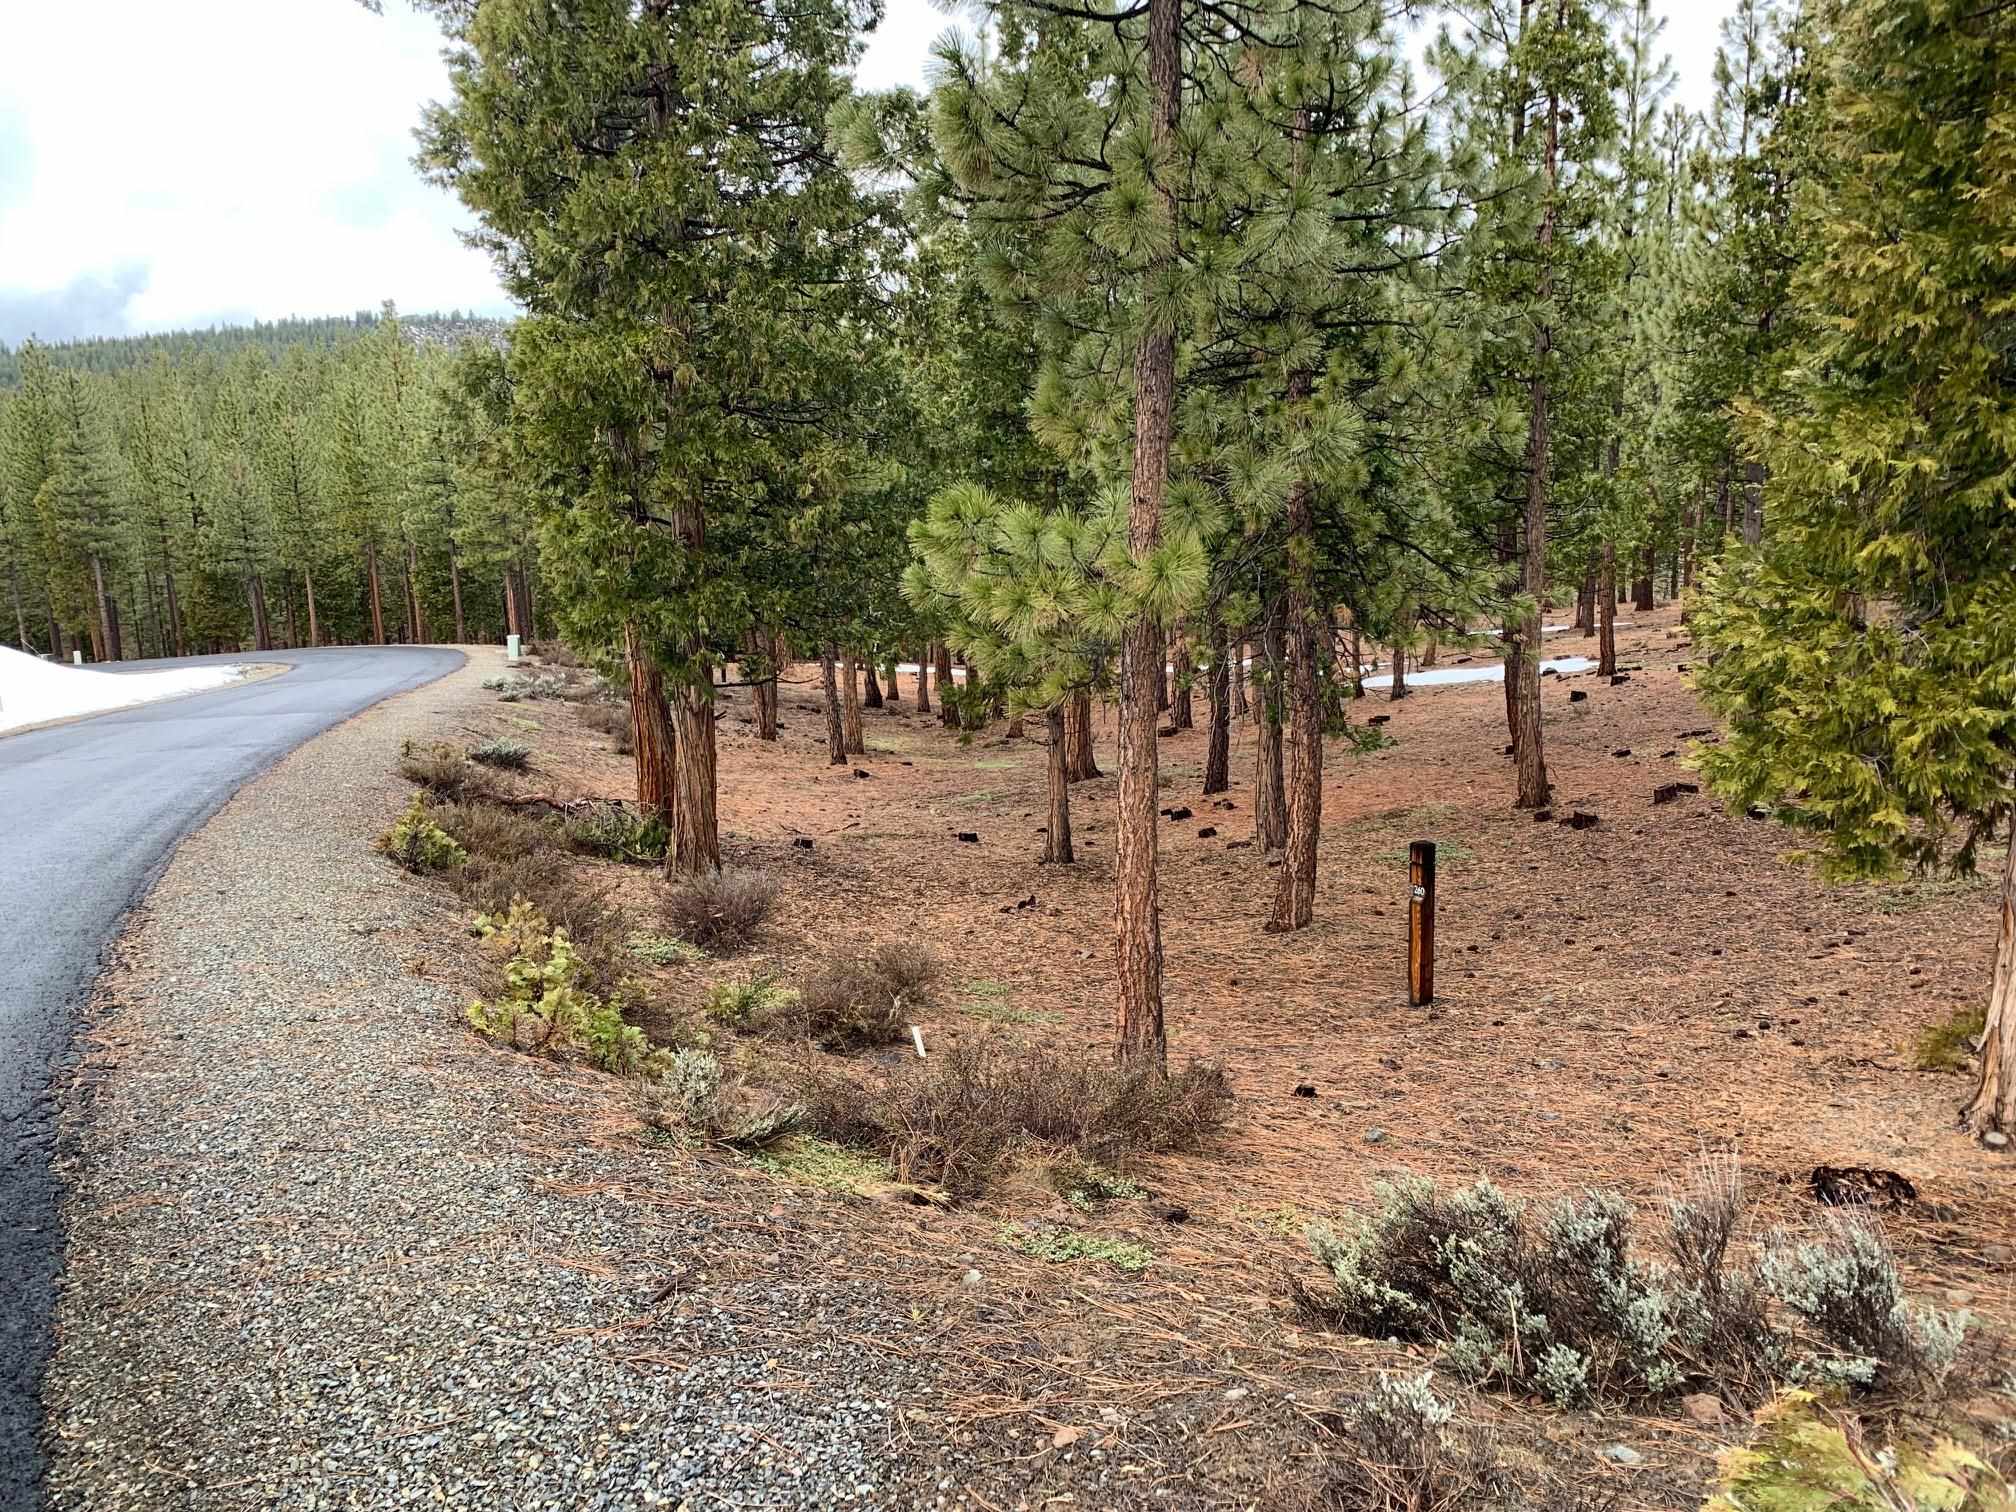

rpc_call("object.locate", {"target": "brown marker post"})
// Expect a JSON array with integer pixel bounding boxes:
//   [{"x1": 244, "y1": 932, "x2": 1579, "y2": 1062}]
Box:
[{"x1": 1408, "y1": 840, "x2": 1436, "y2": 1005}]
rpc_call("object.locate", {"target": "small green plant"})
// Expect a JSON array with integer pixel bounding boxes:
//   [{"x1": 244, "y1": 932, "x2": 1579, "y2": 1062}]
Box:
[
  {"x1": 1705, "y1": 1389, "x2": 2009, "y2": 1512},
  {"x1": 1001, "y1": 1224, "x2": 1152, "y2": 1272},
  {"x1": 959, "y1": 979, "x2": 1059, "y2": 1026},
  {"x1": 467, "y1": 899, "x2": 666, "y2": 1077},
  {"x1": 1049, "y1": 1153, "x2": 1146, "y2": 1210},
  {"x1": 1915, "y1": 1005, "x2": 1987, "y2": 1072},
  {"x1": 568, "y1": 803, "x2": 669, "y2": 863},
  {"x1": 750, "y1": 1136, "x2": 890, "y2": 1193},
  {"x1": 469, "y1": 737, "x2": 532, "y2": 770},
  {"x1": 378, "y1": 794, "x2": 468, "y2": 872},
  {"x1": 703, "y1": 972, "x2": 798, "y2": 1029},
  {"x1": 628, "y1": 933, "x2": 704, "y2": 966}
]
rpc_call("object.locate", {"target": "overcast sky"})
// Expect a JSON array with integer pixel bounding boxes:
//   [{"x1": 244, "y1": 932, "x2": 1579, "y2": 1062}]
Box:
[{"x1": 0, "y1": 1, "x2": 1739, "y2": 348}]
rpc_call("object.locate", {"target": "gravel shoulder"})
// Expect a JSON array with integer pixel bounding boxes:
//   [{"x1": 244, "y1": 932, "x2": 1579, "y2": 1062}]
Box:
[{"x1": 44, "y1": 651, "x2": 942, "y2": 1511}]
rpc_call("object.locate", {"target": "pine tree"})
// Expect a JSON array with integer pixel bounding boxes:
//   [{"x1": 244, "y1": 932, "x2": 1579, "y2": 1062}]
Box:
[
  {"x1": 417, "y1": 0, "x2": 883, "y2": 874},
  {"x1": 1691, "y1": 0, "x2": 2016, "y2": 1137}
]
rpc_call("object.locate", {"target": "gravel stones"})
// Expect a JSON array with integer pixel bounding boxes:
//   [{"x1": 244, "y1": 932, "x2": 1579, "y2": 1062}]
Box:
[{"x1": 44, "y1": 655, "x2": 932, "y2": 1509}]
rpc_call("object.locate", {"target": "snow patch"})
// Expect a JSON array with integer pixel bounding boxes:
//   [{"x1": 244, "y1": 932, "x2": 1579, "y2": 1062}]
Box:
[
  {"x1": 1365, "y1": 655, "x2": 1596, "y2": 690},
  {"x1": 0, "y1": 646, "x2": 250, "y2": 734}
]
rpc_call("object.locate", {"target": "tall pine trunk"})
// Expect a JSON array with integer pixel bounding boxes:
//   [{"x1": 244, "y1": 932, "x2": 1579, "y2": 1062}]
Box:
[
  {"x1": 10, "y1": 554, "x2": 29, "y2": 650},
  {"x1": 90, "y1": 554, "x2": 120, "y2": 661},
  {"x1": 365, "y1": 540, "x2": 387, "y2": 645},
  {"x1": 1231, "y1": 635, "x2": 1248, "y2": 717},
  {"x1": 914, "y1": 646, "x2": 931, "y2": 713},
  {"x1": 1171, "y1": 638, "x2": 1193, "y2": 730},
  {"x1": 842, "y1": 652, "x2": 865, "y2": 755},
  {"x1": 248, "y1": 573, "x2": 272, "y2": 652},
  {"x1": 1203, "y1": 618, "x2": 1230, "y2": 795},
  {"x1": 1633, "y1": 543, "x2": 1655, "y2": 612},
  {"x1": 1269, "y1": 447, "x2": 1322, "y2": 932},
  {"x1": 1963, "y1": 821, "x2": 2016, "y2": 1136},
  {"x1": 1044, "y1": 703, "x2": 1074, "y2": 864},
  {"x1": 1066, "y1": 688, "x2": 1101, "y2": 782},
  {"x1": 303, "y1": 567, "x2": 320, "y2": 648},
  {"x1": 1512, "y1": 56, "x2": 1558, "y2": 812},
  {"x1": 160, "y1": 535, "x2": 184, "y2": 657},
  {"x1": 407, "y1": 539, "x2": 429, "y2": 644},
  {"x1": 882, "y1": 656, "x2": 900, "y2": 704},
  {"x1": 1114, "y1": 0, "x2": 1177, "y2": 1072},
  {"x1": 934, "y1": 643, "x2": 956, "y2": 728},
  {"x1": 1577, "y1": 568, "x2": 1596, "y2": 636},
  {"x1": 863, "y1": 661, "x2": 883, "y2": 709},
  {"x1": 1255, "y1": 597, "x2": 1288, "y2": 851},
  {"x1": 449, "y1": 549, "x2": 466, "y2": 643},
  {"x1": 820, "y1": 645, "x2": 847, "y2": 766},
  {"x1": 1598, "y1": 541, "x2": 1618, "y2": 677}
]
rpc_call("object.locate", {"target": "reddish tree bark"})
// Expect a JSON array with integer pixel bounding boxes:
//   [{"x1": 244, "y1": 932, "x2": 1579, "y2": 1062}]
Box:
[
  {"x1": 625, "y1": 620, "x2": 676, "y2": 818},
  {"x1": 1044, "y1": 703, "x2": 1074, "y2": 864}
]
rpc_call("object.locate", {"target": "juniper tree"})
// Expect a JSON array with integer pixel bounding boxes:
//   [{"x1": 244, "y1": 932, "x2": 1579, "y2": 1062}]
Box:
[
  {"x1": 417, "y1": 0, "x2": 883, "y2": 874},
  {"x1": 1690, "y1": 0, "x2": 2016, "y2": 1138}
]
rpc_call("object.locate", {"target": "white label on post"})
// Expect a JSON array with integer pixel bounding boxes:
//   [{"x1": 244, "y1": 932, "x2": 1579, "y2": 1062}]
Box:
[{"x1": 506, "y1": 634, "x2": 521, "y2": 662}]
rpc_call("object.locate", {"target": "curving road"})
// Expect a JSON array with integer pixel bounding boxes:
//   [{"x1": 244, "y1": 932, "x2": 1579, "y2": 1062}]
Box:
[{"x1": 0, "y1": 647, "x2": 464, "y2": 1512}]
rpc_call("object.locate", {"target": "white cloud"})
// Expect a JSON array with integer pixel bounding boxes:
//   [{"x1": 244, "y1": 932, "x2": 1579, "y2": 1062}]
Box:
[
  {"x1": 0, "y1": 0, "x2": 1739, "y2": 346},
  {"x1": 0, "y1": 0, "x2": 507, "y2": 341}
]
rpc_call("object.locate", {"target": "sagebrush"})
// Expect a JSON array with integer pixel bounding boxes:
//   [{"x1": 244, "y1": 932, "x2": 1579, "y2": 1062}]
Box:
[
  {"x1": 377, "y1": 794, "x2": 467, "y2": 873},
  {"x1": 661, "y1": 869, "x2": 774, "y2": 951}
]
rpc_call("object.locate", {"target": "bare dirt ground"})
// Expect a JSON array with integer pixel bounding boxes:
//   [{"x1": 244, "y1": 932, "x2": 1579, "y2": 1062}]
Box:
[{"x1": 426, "y1": 607, "x2": 2013, "y2": 1508}]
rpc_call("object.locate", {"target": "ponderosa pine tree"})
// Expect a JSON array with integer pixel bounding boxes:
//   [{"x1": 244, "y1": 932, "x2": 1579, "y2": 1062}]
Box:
[{"x1": 1691, "y1": 0, "x2": 2016, "y2": 1138}]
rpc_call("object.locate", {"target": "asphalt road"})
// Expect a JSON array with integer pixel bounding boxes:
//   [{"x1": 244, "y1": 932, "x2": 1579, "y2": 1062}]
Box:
[{"x1": 0, "y1": 647, "x2": 465, "y2": 1512}]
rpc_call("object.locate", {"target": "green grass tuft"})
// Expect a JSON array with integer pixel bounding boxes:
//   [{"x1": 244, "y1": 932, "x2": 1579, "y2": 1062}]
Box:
[
  {"x1": 750, "y1": 1136, "x2": 890, "y2": 1194},
  {"x1": 1914, "y1": 1005, "x2": 1986, "y2": 1071}
]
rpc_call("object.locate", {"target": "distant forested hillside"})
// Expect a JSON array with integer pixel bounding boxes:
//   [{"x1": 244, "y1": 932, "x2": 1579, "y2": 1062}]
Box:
[{"x1": 0, "y1": 308, "x2": 511, "y2": 388}]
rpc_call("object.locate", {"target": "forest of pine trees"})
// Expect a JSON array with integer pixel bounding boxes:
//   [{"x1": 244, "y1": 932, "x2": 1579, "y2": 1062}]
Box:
[
  {"x1": 11, "y1": 0, "x2": 2011, "y2": 1132},
  {"x1": 0, "y1": 307, "x2": 536, "y2": 660}
]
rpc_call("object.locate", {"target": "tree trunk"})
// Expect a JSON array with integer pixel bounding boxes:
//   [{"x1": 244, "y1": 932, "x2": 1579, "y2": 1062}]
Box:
[
  {"x1": 1962, "y1": 822, "x2": 2016, "y2": 1137},
  {"x1": 1598, "y1": 541, "x2": 1618, "y2": 678},
  {"x1": 1044, "y1": 703, "x2": 1074, "y2": 864},
  {"x1": 10, "y1": 554, "x2": 31, "y2": 650},
  {"x1": 519, "y1": 561, "x2": 538, "y2": 641},
  {"x1": 280, "y1": 578, "x2": 296, "y2": 650},
  {"x1": 303, "y1": 567, "x2": 319, "y2": 648},
  {"x1": 934, "y1": 643, "x2": 956, "y2": 728},
  {"x1": 249, "y1": 573, "x2": 273, "y2": 652},
  {"x1": 1231, "y1": 635, "x2": 1248, "y2": 718},
  {"x1": 1171, "y1": 637, "x2": 1193, "y2": 730},
  {"x1": 90, "y1": 554, "x2": 120, "y2": 662},
  {"x1": 1577, "y1": 568, "x2": 1596, "y2": 636},
  {"x1": 914, "y1": 647, "x2": 930, "y2": 713},
  {"x1": 863, "y1": 661, "x2": 883, "y2": 709},
  {"x1": 365, "y1": 540, "x2": 387, "y2": 645},
  {"x1": 1742, "y1": 460, "x2": 1764, "y2": 547},
  {"x1": 1349, "y1": 625, "x2": 1365, "y2": 699},
  {"x1": 625, "y1": 620, "x2": 676, "y2": 817},
  {"x1": 1633, "y1": 543, "x2": 1655, "y2": 612},
  {"x1": 1066, "y1": 688, "x2": 1101, "y2": 782},
  {"x1": 820, "y1": 645, "x2": 847, "y2": 766},
  {"x1": 751, "y1": 627, "x2": 779, "y2": 741},
  {"x1": 407, "y1": 539, "x2": 429, "y2": 643},
  {"x1": 882, "y1": 656, "x2": 900, "y2": 704},
  {"x1": 449, "y1": 548, "x2": 466, "y2": 643},
  {"x1": 1113, "y1": 0, "x2": 1178, "y2": 1073},
  {"x1": 160, "y1": 538, "x2": 184, "y2": 657},
  {"x1": 1269, "y1": 460, "x2": 1322, "y2": 933},
  {"x1": 1203, "y1": 618, "x2": 1231, "y2": 796},
  {"x1": 1512, "y1": 63, "x2": 1557, "y2": 812},
  {"x1": 842, "y1": 651, "x2": 865, "y2": 755},
  {"x1": 1154, "y1": 644, "x2": 1170, "y2": 713},
  {"x1": 668, "y1": 671, "x2": 719, "y2": 874},
  {"x1": 1255, "y1": 596, "x2": 1288, "y2": 851}
]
